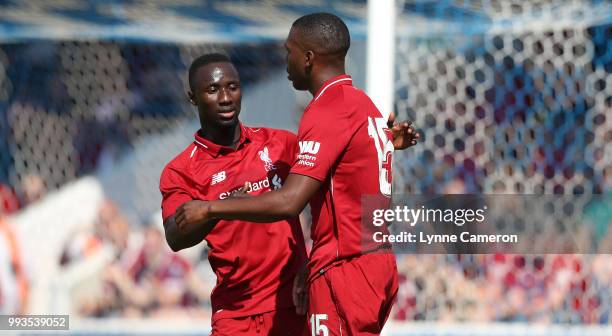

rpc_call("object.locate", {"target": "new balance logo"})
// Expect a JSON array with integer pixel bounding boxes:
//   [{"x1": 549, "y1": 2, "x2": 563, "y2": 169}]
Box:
[
  {"x1": 211, "y1": 171, "x2": 226, "y2": 185},
  {"x1": 298, "y1": 141, "x2": 321, "y2": 155}
]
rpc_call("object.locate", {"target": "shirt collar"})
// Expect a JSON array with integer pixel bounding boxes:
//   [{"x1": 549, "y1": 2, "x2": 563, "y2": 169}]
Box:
[
  {"x1": 313, "y1": 74, "x2": 353, "y2": 101},
  {"x1": 193, "y1": 123, "x2": 251, "y2": 157}
]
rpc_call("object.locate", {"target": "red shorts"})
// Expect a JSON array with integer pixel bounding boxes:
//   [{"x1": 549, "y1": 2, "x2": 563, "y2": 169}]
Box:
[
  {"x1": 307, "y1": 253, "x2": 398, "y2": 336},
  {"x1": 211, "y1": 307, "x2": 307, "y2": 336}
]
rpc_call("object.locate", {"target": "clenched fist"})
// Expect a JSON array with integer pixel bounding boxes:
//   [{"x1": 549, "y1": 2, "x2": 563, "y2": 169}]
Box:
[{"x1": 174, "y1": 200, "x2": 212, "y2": 233}]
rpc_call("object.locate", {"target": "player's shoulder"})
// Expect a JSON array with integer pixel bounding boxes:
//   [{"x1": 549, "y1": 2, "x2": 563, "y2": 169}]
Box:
[
  {"x1": 337, "y1": 84, "x2": 369, "y2": 106},
  {"x1": 312, "y1": 84, "x2": 364, "y2": 112},
  {"x1": 326, "y1": 84, "x2": 376, "y2": 118},
  {"x1": 161, "y1": 142, "x2": 199, "y2": 176}
]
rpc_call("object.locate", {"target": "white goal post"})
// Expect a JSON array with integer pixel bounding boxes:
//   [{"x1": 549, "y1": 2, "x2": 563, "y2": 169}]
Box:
[{"x1": 366, "y1": 0, "x2": 397, "y2": 121}]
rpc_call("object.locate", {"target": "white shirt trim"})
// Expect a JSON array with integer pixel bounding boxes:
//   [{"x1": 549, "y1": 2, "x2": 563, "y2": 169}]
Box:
[
  {"x1": 189, "y1": 146, "x2": 198, "y2": 158},
  {"x1": 314, "y1": 78, "x2": 352, "y2": 101},
  {"x1": 194, "y1": 140, "x2": 208, "y2": 148}
]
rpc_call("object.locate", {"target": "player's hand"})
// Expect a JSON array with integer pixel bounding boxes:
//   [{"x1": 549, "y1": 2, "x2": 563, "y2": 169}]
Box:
[
  {"x1": 228, "y1": 182, "x2": 251, "y2": 199},
  {"x1": 175, "y1": 200, "x2": 212, "y2": 233},
  {"x1": 292, "y1": 262, "x2": 309, "y2": 315},
  {"x1": 388, "y1": 112, "x2": 420, "y2": 150}
]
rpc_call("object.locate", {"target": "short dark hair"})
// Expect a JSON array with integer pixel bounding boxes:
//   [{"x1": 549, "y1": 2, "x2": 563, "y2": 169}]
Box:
[
  {"x1": 291, "y1": 12, "x2": 350, "y2": 56},
  {"x1": 188, "y1": 53, "x2": 231, "y2": 91}
]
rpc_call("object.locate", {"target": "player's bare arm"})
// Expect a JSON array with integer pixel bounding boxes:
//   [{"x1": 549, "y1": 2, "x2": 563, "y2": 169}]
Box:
[
  {"x1": 163, "y1": 212, "x2": 218, "y2": 251},
  {"x1": 174, "y1": 173, "x2": 321, "y2": 232}
]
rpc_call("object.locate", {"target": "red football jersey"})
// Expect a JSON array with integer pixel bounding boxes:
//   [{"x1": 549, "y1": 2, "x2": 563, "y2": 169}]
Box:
[
  {"x1": 160, "y1": 124, "x2": 307, "y2": 322},
  {"x1": 290, "y1": 75, "x2": 395, "y2": 279}
]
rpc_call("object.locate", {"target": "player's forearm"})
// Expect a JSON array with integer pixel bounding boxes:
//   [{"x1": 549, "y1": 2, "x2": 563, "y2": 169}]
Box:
[
  {"x1": 208, "y1": 189, "x2": 302, "y2": 222},
  {"x1": 204, "y1": 174, "x2": 320, "y2": 223},
  {"x1": 163, "y1": 215, "x2": 217, "y2": 251}
]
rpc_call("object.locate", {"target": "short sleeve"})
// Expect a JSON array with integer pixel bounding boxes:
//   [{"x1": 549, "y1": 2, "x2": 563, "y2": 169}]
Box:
[
  {"x1": 159, "y1": 164, "x2": 193, "y2": 221},
  {"x1": 290, "y1": 109, "x2": 350, "y2": 181}
]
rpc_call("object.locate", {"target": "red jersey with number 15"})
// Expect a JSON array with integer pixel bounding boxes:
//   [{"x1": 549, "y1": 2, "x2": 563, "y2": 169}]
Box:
[{"x1": 290, "y1": 75, "x2": 395, "y2": 280}]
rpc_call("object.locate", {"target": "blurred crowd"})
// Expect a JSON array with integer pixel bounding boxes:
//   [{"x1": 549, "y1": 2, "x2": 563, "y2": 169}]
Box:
[
  {"x1": 0, "y1": 173, "x2": 47, "y2": 216},
  {"x1": 57, "y1": 200, "x2": 215, "y2": 319},
  {"x1": 394, "y1": 253, "x2": 612, "y2": 324},
  {"x1": 0, "y1": 174, "x2": 46, "y2": 314},
  {"x1": 389, "y1": 178, "x2": 612, "y2": 324}
]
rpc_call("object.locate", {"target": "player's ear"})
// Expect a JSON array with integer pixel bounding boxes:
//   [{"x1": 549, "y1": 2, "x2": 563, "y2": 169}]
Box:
[
  {"x1": 187, "y1": 91, "x2": 197, "y2": 106},
  {"x1": 305, "y1": 50, "x2": 314, "y2": 67}
]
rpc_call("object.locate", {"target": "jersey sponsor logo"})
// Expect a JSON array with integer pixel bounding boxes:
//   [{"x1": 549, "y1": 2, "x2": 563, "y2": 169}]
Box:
[
  {"x1": 258, "y1": 146, "x2": 277, "y2": 172},
  {"x1": 211, "y1": 171, "x2": 226, "y2": 185},
  {"x1": 296, "y1": 159, "x2": 315, "y2": 167},
  {"x1": 297, "y1": 141, "x2": 320, "y2": 167},
  {"x1": 298, "y1": 141, "x2": 320, "y2": 155},
  {"x1": 218, "y1": 175, "x2": 283, "y2": 199}
]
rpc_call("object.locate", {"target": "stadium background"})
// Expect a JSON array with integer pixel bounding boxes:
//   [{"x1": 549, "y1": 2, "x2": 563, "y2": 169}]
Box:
[{"x1": 0, "y1": 0, "x2": 610, "y2": 334}]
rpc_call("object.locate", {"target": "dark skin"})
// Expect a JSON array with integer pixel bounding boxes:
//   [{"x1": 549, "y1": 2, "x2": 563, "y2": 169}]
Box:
[
  {"x1": 189, "y1": 62, "x2": 242, "y2": 147},
  {"x1": 163, "y1": 61, "x2": 242, "y2": 252},
  {"x1": 173, "y1": 28, "x2": 420, "y2": 313}
]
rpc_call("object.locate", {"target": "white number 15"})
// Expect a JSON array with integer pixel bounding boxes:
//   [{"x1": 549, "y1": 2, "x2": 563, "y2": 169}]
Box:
[
  {"x1": 310, "y1": 313, "x2": 329, "y2": 336},
  {"x1": 367, "y1": 117, "x2": 394, "y2": 197}
]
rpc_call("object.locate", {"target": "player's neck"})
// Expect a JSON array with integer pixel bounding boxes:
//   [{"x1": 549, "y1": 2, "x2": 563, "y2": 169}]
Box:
[
  {"x1": 199, "y1": 124, "x2": 241, "y2": 149},
  {"x1": 309, "y1": 66, "x2": 346, "y2": 96}
]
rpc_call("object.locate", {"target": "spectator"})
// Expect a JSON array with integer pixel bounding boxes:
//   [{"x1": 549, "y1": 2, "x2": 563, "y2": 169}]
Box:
[
  {"x1": 0, "y1": 184, "x2": 19, "y2": 216},
  {"x1": 19, "y1": 173, "x2": 47, "y2": 206}
]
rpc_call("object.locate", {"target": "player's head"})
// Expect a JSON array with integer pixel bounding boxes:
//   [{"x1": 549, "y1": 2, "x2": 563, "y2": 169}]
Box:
[
  {"x1": 188, "y1": 53, "x2": 241, "y2": 129},
  {"x1": 285, "y1": 12, "x2": 350, "y2": 90}
]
